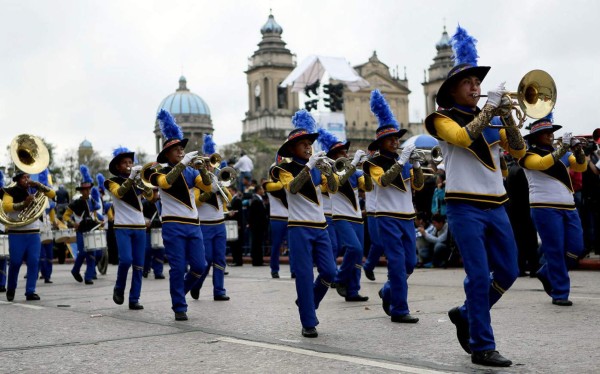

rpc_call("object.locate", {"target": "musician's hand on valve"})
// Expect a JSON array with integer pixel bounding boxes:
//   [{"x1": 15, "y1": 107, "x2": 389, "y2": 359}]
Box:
[
  {"x1": 398, "y1": 144, "x2": 415, "y2": 166},
  {"x1": 182, "y1": 151, "x2": 199, "y2": 165},
  {"x1": 23, "y1": 194, "x2": 34, "y2": 207},
  {"x1": 128, "y1": 165, "x2": 142, "y2": 179},
  {"x1": 306, "y1": 151, "x2": 326, "y2": 169},
  {"x1": 486, "y1": 82, "x2": 507, "y2": 108},
  {"x1": 351, "y1": 150, "x2": 366, "y2": 166}
]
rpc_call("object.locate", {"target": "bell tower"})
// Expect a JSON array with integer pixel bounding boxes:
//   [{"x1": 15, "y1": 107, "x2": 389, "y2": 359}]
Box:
[
  {"x1": 242, "y1": 11, "x2": 299, "y2": 142},
  {"x1": 422, "y1": 26, "x2": 453, "y2": 114}
]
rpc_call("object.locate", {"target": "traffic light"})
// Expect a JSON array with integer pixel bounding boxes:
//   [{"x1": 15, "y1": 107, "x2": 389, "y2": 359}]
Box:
[
  {"x1": 304, "y1": 79, "x2": 320, "y2": 97},
  {"x1": 304, "y1": 99, "x2": 319, "y2": 112},
  {"x1": 323, "y1": 83, "x2": 344, "y2": 112}
]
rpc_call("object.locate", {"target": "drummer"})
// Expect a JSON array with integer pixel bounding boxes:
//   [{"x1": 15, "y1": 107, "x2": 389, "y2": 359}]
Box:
[
  {"x1": 38, "y1": 169, "x2": 57, "y2": 284},
  {"x1": 105, "y1": 147, "x2": 154, "y2": 310},
  {"x1": 142, "y1": 187, "x2": 165, "y2": 279},
  {"x1": 63, "y1": 165, "x2": 101, "y2": 285},
  {"x1": 0, "y1": 169, "x2": 7, "y2": 293}
]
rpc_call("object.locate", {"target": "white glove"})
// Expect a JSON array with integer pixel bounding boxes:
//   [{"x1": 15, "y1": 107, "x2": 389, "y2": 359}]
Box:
[
  {"x1": 307, "y1": 151, "x2": 327, "y2": 169},
  {"x1": 211, "y1": 181, "x2": 221, "y2": 193},
  {"x1": 486, "y1": 82, "x2": 507, "y2": 108},
  {"x1": 398, "y1": 144, "x2": 415, "y2": 165},
  {"x1": 128, "y1": 165, "x2": 142, "y2": 179},
  {"x1": 561, "y1": 132, "x2": 572, "y2": 148},
  {"x1": 181, "y1": 151, "x2": 199, "y2": 165},
  {"x1": 351, "y1": 150, "x2": 366, "y2": 166},
  {"x1": 412, "y1": 159, "x2": 421, "y2": 169}
]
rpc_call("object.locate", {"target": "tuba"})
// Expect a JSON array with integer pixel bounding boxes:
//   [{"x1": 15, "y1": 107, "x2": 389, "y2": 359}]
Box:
[{"x1": 0, "y1": 134, "x2": 50, "y2": 227}]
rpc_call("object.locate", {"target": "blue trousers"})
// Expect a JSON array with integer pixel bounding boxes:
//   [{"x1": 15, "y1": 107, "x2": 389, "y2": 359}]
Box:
[
  {"x1": 115, "y1": 228, "x2": 146, "y2": 303},
  {"x1": 364, "y1": 215, "x2": 384, "y2": 272},
  {"x1": 377, "y1": 217, "x2": 416, "y2": 316},
  {"x1": 289, "y1": 226, "x2": 336, "y2": 328},
  {"x1": 269, "y1": 219, "x2": 288, "y2": 273},
  {"x1": 72, "y1": 232, "x2": 96, "y2": 282},
  {"x1": 447, "y1": 201, "x2": 519, "y2": 352},
  {"x1": 0, "y1": 258, "x2": 7, "y2": 288},
  {"x1": 532, "y1": 208, "x2": 584, "y2": 300},
  {"x1": 193, "y1": 224, "x2": 227, "y2": 297},
  {"x1": 162, "y1": 222, "x2": 207, "y2": 313},
  {"x1": 144, "y1": 234, "x2": 165, "y2": 277},
  {"x1": 325, "y1": 216, "x2": 339, "y2": 258},
  {"x1": 333, "y1": 220, "x2": 364, "y2": 297},
  {"x1": 8, "y1": 233, "x2": 40, "y2": 295},
  {"x1": 39, "y1": 241, "x2": 54, "y2": 281}
]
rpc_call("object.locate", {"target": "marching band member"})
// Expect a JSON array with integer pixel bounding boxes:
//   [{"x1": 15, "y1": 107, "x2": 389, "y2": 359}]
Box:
[
  {"x1": 264, "y1": 156, "x2": 289, "y2": 279},
  {"x1": 38, "y1": 169, "x2": 56, "y2": 284},
  {"x1": 64, "y1": 165, "x2": 101, "y2": 285},
  {"x1": 362, "y1": 153, "x2": 383, "y2": 281},
  {"x1": 424, "y1": 26, "x2": 526, "y2": 367},
  {"x1": 271, "y1": 109, "x2": 338, "y2": 338},
  {"x1": 518, "y1": 114, "x2": 587, "y2": 306},
  {"x1": 317, "y1": 128, "x2": 372, "y2": 302},
  {"x1": 2, "y1": 169, "x2": 56, "y2": 301},
  {"x1": 142, "y1": 186, "x2": 165, "y2": 279},
  {"x1": 145, "y1": 109, "x2": 210, "y2": 321},
  {"x1": 363, "y1": 90, "x2": 424, "y2": 323},
  {"x1": 105, "y1": 147, "x2": 154, "y2": 310},
  {"x1": 0, "y1": 170, "x2": 6, "y2": 293},
  {"x1": 321, "y1": 173, "x2": 339, "y2": 261},
  {"x1": 98, "y1": 173, "x2": 118, "y2": 265},
  {"x1": 190, "y1": 134, "x2": 231, "y2": 301}
]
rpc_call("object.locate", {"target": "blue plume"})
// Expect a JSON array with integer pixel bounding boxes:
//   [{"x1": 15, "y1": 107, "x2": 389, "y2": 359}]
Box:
[
  {"x1": 291, "y1": 109, "x2": 317, "y2": 133},
  {"x1": 80, "y1": 165, "x2": 93, "y2": 184},
  {"x1": 96, "y1": 173, "x2": 106, "y2": 191},
  {"x1": 112, "y1": 146, "x2": 132, "y2": 158},
  {"x1": 157, "y1": 109, "x2": 183, "y2": 140},
  {"x1": 220, "y1": 160, "x2": 228, "y2": 169},
  {"x1": 203, "y1": 134, "x2": 216, "y2": 155},
  {"x1": 317, "y1": 127, "x2": 341, "y2": 153},
  {"x1": 451, "y1": 25, "x2": 479, "y2": 66},
  {"x1": 0, "y1": 169, "x2": 4, "y2": 188},
  {"x1": 542, "y1": 111, "x2": 554, "y2": 123},
  {"x1": 370, "y1": 90, "x2": 398, "y2": 129},
  {"x1": 38, "y1": 168, "x2": 50, "y2": 187},
  {"x1": 91, "y1": 187, "x2": 101, "y2": 208}
]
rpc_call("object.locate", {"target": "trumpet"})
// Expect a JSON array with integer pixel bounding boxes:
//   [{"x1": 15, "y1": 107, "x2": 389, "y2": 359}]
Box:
[
  {"x1": 554, "y1": 136, "x2": 589, "y2": 150},
  {"x1": 315, "y1": 157, "x2": 335, "y2": 177},
  {"x1": 409, "y1": 145, "x2": 443, "y2": 165},
  {"x1": 192, "y1": 153, "x2": 222, "y2": 170}
]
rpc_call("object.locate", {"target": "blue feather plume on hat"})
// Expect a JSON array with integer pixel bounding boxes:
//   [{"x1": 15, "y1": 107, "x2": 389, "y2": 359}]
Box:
[
  {"x1": 291, "y1": 109, "x2": 317, "y2": 133},
  {"x1": 203, "y1": 134, "x2": 216, "y2": 155},
  {"x1": 0, "y1": 169, "x2": 5, "y2": 188},
  {"x1": 451, "y1": 25, "x2": 479, "y2": 66},
  {"x1": 96, "y1": 173, "x2": 105, "y2": 191},
  {"x1": 112, "y1": 146, "x2": 132, "y2": 158},
  {"x1": 38, "y1": 168, "x2": 50, "y2": 187},
  {"x1": 317, "y1": 127, "x2": 341, "y2": 153},
  {"x1": 80, "y1": 165, "x2": 93, "y2": 184},
  {"x1": 157, "y1": 109, "x2": 183, "y2": 140},
  {"x1": 91, "y1": 187, "x2": 101, "y2": 210},
  {"x1": 370, "y1": 90, "x2": 398, "y2": 129}
]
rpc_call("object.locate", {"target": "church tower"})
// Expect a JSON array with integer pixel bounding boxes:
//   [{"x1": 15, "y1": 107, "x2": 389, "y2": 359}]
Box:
[
  {"x1": 422, "y1": 26, "x2": 453, "y2": 115},
  {"x1": 242, "y1": 12, "x2": 299, "y2": 142}
]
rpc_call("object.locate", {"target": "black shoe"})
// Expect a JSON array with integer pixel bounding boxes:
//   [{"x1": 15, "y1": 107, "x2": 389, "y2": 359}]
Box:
[
  {"x1": 71, "y1": 271, "x2": 83, "y2": 283},
  {"x1": 471, "y1": 350, "x2": 512, "y2": 367},
  {"x1": 26, "y1": 293, "x2": 40, "y2": 301},
  {"x1": 552, "y1": 299, "x2": 573, "y2": 306},
  {"x1": 113, "y1": 289, "x2": 124, "y2": 305},
  {"x1": 271, "y1": 272, "x2": 280, "y2": 279},
  {"x1": 345, "y1": 294, "x2": 369, "y2": 302},
  {"x1": 334, "y1": 283, "x2": 347, "y2": 297},
  {"x1": 85, "y1": 280, "x2": 94, "y2": 285},
  {"x1": 129, "y1": 302, "x2": 144, "y2": 310},
  {"x1": 0, "y1": 286, "x2": 6, "y2": 293},
  {"x1": 228, "y1": 263, "x2": 243, "y2": 267},
  {"x1": 448, "y1": 306, "x2": 471, "y2": 354},
  {"x1": 536, "y1": 273, "x2": 552, "y2": 297},
  {"x1": 391, "y1": 314, "x2": 419, "y2": 323},
  {"x1": 291, "y1": 273, "x2": 296, "y2": 279},
  {"x1": 6, "y1": 289, "x2": 15, "y2": 301},
  {"x1": 378, "y1": 289, "x2": 390, "y2": 316},
  {"x1": 143, "y1": 272, "x2": 149, "y2": 278},
  {"x1": 39, "y1": 275, "x2": 44, "y2": 279},
  {"x1": 364, "y1": 268, "x2": 375, "y2": 281},
  {"x1": 224, "y1": 271, "x2": 229, "y2": 275},
  {"x1": 174, "y1": 311, "x2": 188, "y2": 321},
  {"x1": 44, "y1": 279, "x2": 53, "y2": 284},
  {"x1": 190, "y1": 288, "x2": 200, "y2": 300},
  {"x1": 92, "y1": 276, "x2": 97, "y2": 280},
  {"x1": 155, "y1": 274, "x2": 165, "y2": 279},
  {"x1": 214, "y1": 295, "x2": 230, "y2": 301},
  {"x1": 301, "y1": 327, "x2": 318, "y2": 338}
]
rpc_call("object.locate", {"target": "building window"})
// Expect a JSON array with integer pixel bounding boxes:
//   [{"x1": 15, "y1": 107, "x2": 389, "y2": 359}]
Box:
[
  {"x1": 365, "y1": 122, "x2": 368, "y2": 127},
  {"x1": 277, "y1": 85, "x2": 288, "y2": 109},
  {"x1": 352, "y1": 121, "x2": 356, "y2": 127}
]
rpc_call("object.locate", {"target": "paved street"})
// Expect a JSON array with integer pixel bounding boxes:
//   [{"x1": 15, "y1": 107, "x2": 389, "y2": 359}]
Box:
[{"x1": 1, "y1": 264, "x2": 599, "y2": 373}]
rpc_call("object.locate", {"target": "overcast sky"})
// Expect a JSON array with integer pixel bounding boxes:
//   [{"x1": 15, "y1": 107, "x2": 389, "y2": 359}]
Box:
[{"x1": 1, "y1": 0, "x2": 599, "y2": 165}]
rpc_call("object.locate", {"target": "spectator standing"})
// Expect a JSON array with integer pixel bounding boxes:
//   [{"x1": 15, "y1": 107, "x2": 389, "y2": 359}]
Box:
[
  {"x1": 248, "y1": 185, "x2": 268, "y2": 266},
  {"x1": 431, "y1": 173, "x2": 447, "y2": 217},
  {"x1": 234, "y1": 151, "x2": 254, "y2": 192}
]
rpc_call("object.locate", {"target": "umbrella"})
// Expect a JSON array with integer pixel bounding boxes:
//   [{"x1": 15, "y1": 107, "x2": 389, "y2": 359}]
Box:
[{"x1": 401, "y1": 134, "x2": 439, "y2": 149}]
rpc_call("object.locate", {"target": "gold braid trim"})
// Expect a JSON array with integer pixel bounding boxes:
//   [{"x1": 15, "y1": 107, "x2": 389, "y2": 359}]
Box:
[
  {"x1": 552, "y1": 143, "x2": 570, "y2": 163},
  {"x1": 34, "y1": 182, "x2": 51, "y2": 193},
  {"x1": 116, "y1": 178, "x2": 134, "y2": 197},
  {"x1": 363, "y1": 173, "x2": 373, "y2": 192},
  {"x1": 380, "y1": 163, "x2": 402, "y2": 187},
  {"x1": 198, "y1": 191, "x2": 214, "y2": 202},
  {"x1": 338, "y1": 164, "x2": 356, "y2": 186},
  {"x1": 165, "y1": 162, "x2": 187, "y2": 185},
  {"x1": 412, "y1": 167, "x2": 424, "y2": 190},
  {"x1": 289, "y1": 167, "x2": 311, "y2": 194},
  {"x1": 465, "y1": 104, "x2": 496, "y2": 139},
  {"x1": 326, "y1": 173, "x2": 338, "y2": 193},
  {"x1": 503, "y1": 116, "x2": 526, "y2": 150},
  {"x1": 199, "y1": 168, "x2": 211, "y2": 186}
]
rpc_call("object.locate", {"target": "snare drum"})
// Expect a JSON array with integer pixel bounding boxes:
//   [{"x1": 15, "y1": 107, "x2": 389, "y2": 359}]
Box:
[
  {"x1": 225, "y1": 220, "x2": 238, "y2": 242},
  {"x1": 40, "y1": 227, "x2": 54, "y2": 244},
  {"x1": 151, "y1": 228, "x2": 164, "y2": 249},
  {"x1": 54, "y1": 228, "x2": 76, "y2": 244},
  {"x1": 83, "y1": 231, "x2": 107, "y2": 252},
  {"x1": 0, "y1": 235, "x2": 9, "y2": 258}
]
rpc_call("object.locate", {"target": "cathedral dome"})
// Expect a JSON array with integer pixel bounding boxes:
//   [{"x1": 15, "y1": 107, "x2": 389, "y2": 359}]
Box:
[
  {"x1": 436, "y1": 26, "x2": 451, "y2": 50},
  {"x1": 157, "y1": 76, "x2": 211, "y2": 116},
  {"x1": 79, "y1": 139, "x2": 92, "y2": 149},
  {"x1": 261, "y1": 13, "x2": 283, "y2": 35}
]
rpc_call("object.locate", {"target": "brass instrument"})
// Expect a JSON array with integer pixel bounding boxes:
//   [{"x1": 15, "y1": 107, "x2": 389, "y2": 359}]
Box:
[
  {"x1": 410, "y1": 145, "x2": 443, "y2": 165},
  {"x1": 140, "y1": 162, "x2": 164, "y2": 189},
  {"x1": 554, "y1": 136, "x2": 589, "y2": 150},
  {"x1": 0, "y1": 134, "x2": 50, "y2": 227},
  {"x1": 216, "y1": 166, "x2": 237, "y2": 188},
  {"x1": 478, "y1": 70, "x2": 557, "y2": 129},
  {"x1": 192, "y1": 153, "x2": 222, "y2": 170},
  {"x1": 315, "y1": 157, "x2": 335, "y2": 177}
]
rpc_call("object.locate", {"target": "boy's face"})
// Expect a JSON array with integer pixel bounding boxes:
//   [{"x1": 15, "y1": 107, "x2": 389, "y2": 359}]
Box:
[
  {"x1": 450, "y1": 75, "x2": 481, "y2": 108},
  {"x1": 117, "y1": 157, "x2": 134, "y2": 175},
  {"x1": 290, "y1": 139, "x2": 314, "y2": 160},
  {"x1": 380, "y1": 136, "x2": 400, "y2": 153},
  {"x1": 166, "y1": 145, "x2": 185, "y2": 164}
]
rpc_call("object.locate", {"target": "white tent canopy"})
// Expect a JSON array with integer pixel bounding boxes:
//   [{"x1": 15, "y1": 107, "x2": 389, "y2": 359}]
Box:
[{"x1": 280, "y1": 55, "x2": 370, "y2": 92}]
